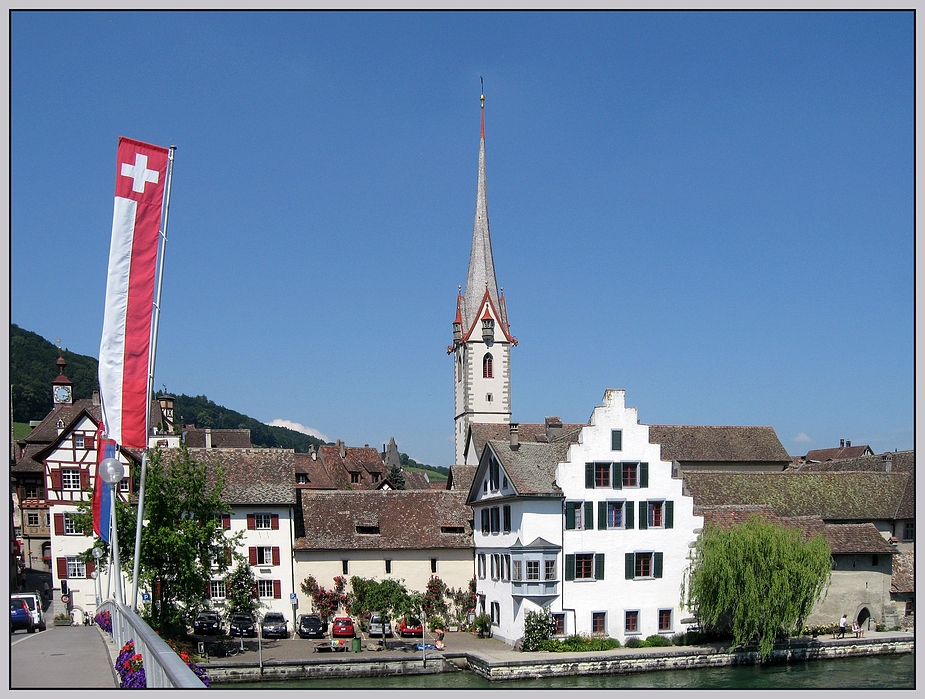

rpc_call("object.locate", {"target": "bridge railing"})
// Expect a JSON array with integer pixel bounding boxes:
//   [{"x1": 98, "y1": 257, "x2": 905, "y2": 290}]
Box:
[{"x1": 101, "y1": 600, "x2": 206, "y2": 689}]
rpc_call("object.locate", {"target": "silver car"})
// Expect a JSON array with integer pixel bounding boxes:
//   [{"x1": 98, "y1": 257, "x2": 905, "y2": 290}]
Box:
[{"x1": 368, "y1": 612, "x2": 393, "y2": 638}]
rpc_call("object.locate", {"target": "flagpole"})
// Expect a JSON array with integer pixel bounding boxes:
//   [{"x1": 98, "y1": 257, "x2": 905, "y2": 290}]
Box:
[{"x1": 130, "y1": 144, "x2": 176, "y2": 610}]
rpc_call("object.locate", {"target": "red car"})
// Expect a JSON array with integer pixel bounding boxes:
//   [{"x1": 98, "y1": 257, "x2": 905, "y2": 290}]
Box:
[
  {"x1": 397, "y1": 617, "x2": 423, "y2": 638},
  {"x1": 331, "y1": 616, "x2": 355, "y2": 638}
]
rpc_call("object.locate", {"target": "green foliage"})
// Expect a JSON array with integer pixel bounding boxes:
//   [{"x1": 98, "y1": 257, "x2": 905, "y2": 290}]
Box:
[
  {"x1": 447, "y1": 577, "x2": 477, "y2": 627},
  {"x1": 521, "y1": 609, "x2": 555, "y2": 651},
  {"x1": 347, "y1": 576, "x2": 412, "y2": 625},
  {"x1": 300, "y1": 575, "x2": 345, "y2": 621},
  {"x1": 644, "y1": 634, "x2": 673, "y2": 647},
  {"x1": 624, "y1": 636, "x2": 645, "y2": 648},
  {"x1": 683, "y1": 515, "x2": 832, "y2": 662},
  {"x1": 540, "y1": 634, "x2": 621, "y2": 652},
  {"x1": 399, "y1": 452, "x2": 448, "y2": 480},
  {"x1": 224, "y1": 561, "x2": 259, "y2": 619},
  {"x1": 422, "y1": 575, "x2": 450, "y2": 620},
  {"x1": 387, "y1": 462, "x2": 406, "y2": 489}
]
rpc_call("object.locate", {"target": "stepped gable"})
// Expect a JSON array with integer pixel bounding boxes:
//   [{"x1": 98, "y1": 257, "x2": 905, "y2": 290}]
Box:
[
  {"x1": 683, "y1": 471, "x2": 910, "y2": 521},
  {"x1": 293, "y1": 490, "x2": 472, "y2": 550},
  {"x1": 648, "y1": 424, "x2": 790, "y2": 464},
  {"x1": 791, "y1": 450, "x2": 914, "y2": 473},
  {"x1": 891, "y1": 551, "x2": 914, "y2": 594},
  {"x1": 481, "y1": 439, "x2": 571, "y2": 497},
  {"x1": 293, "y1": 451, "x2": 336, "y2": 490},
  {"x1": 182, "y1": 428, "x2": 251, "y2": 449},
  {"x1": 180, "y1": 447, "x2": 297, "y2": 505}
]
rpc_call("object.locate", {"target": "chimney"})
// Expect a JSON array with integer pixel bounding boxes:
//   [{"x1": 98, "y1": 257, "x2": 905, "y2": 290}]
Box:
[
  {"x1": 339, "y1": 440, "x2": 346, "y2": 459},
  {"x1": 205, "y1": 428, "x2": 212, "y2": 449},
  {"x1": 510, "y1": 423, "x2": 519, "y2": 450},
  {"x1": 839, "y1": 439, "x2": 844, "y2": 448},
  {"x1": 882, "y1": 453, "x2": 893, "y2": 472},
  {"x1": 310, "y1": 445, "x2": 317, "y2": 461},
  {"x1": 92, "y1": 389, "x2": 100, "y2": 406},
  {"x1": 545, "y1": 416, "x2": 563, "y2": 441},
  {"x1": 846, "y1": 440, "x2": 851, "y2": 448}
]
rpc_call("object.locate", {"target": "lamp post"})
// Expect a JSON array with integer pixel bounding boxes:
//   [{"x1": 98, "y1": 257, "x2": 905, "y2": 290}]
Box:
[
  {"x1": 91, "y1": 547, "x2": 102, "y2": 607},
  {"x1": 99, "y1": 457, "x2": 125, "y2": 605}
]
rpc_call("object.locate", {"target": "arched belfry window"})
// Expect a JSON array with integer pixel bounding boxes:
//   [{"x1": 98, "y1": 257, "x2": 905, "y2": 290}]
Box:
[{"x1": 483, "y1": 353, "x2": 494, "y2": 379}]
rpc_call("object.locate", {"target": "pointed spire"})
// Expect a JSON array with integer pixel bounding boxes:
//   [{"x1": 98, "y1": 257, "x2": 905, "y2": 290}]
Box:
[{"x1": 464, "y1": 86, "x2": 505, "y2": 332}]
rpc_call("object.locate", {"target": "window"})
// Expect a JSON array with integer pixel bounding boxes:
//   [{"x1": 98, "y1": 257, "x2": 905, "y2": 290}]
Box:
[
  {"x1": 67, "y1": 556, "x2": 86, "y2": 578},
  {"x1": 565, "y1": 501, "x2": 594, "y2": 531},
  {"x1": 626, "y1": 552, "x2": 663, "y2": 580},
  {"x1": 552, "y1": 613, "x2": 565, "y2": 635},
  {"x1": 639, "y1": 500, "x2": 673, "y2": 529},
  {"x1": 25, "y1": 485, "x2": 43, "y2": 499},
  {"x1": 210, "y1": 580, "x2": 226, "y2": 599},
  {"x1": 257, "y1": 580, "x2": 275, "y2": 597},
  {"x1": 503, "y1": 555, "x2": 511, "y2": 581},
  {"x1": 592, "y1": 612, "x2": 606, "y2": 634},
  {"x1": 512, "y1": 560, "x2": 522, "y2": 581},
  {"x1": 481, "y1": 509, "x2": 490, "y2": 535},
  {"x1": 526, "y1": 560, "x2": 540, "y2": 581},
  {"x1": 486, "y1": 393, "x2": 493, "y2": 402},
  {"x1": 385, "y1": 560, "x2": 392, "y2": 574},
  {"x1": 350, "y1": 473, "x2": 361, "y2": 484},
  {"x1": 342, "y1": 560, "x2": 349, "y2": 575},
  {"x1": 62, "y1": 469, "x2": 80, "y2": 491},
  {"x1": 903, "y1": 522, "x2": 914, "y2": 541},
  {"x1": 490, "y1": 507, "x2": 500, "y2": 534},
  {"x1": 296, "y1": 473, "x2": 309, "y2": 484},
  {"x1": 871, "y1": 555, "x2": 879, "y2": 567},
  {"x1": 27, "y1": 512, "x2": 39, "y2": 526},
  {"x1": 490, "y1": 601, "x2": 500, "y2": 625},
  {"x1": 611, "y1": 430, "x2": 622, "y2": 451},
  {"x1": 625, "y1": 610, "x2": 639, "y2": 634},
  {"x1": 606, "y1": 501, "x2": 624, "y2": 529},
  {"x1": 545, "y1": 559, "x2": 557, "y2": 581},
  {"x1": 63, "y1": 514, "x2": 82, "y2": 535},
  {"x1": 575, "y1": 554, "x2": 595, "y2": 580},
  {"x1": 119, "y1": 478, "x2": 129, "y2": 492},
  {"x1": 441, "y1": 526, "x2": 465, "y2": 534},
  {"x1": 594, "y1": 462, "x2": 610, "y2": 488},
  {"x1": 254, "y1": 514, "x2": 272, "y2": 530},
  {"x1": 255, "y1": 547, "x2": 274, "y2": 565},
  {"x1": 431, "y1": 558, "x2": 438, "y2": 573},
  {"x1": 648, "y1": 501, "x2": 663, "y2": 527},
  {"x1": 372, "y1": 473, "x2": 380, "y2": 483},
  {"x1": 658, "y1": 609, "x2": 672, "y2": 632},
  {"x1": 477, "y1": 554, "x2": 486, "y2": 579},
  {"x1": 75, "y1": 436, "x2": 84, "y2": 449},
  {"x1": 483, "y1": 353, "x2": 493, "y2": 379},
  {"x1": 502, "y1": 505, "x2": 511, "y2": 533},
  {"x1": 622, "y1": 463, "x2": 638, "y2": 488},
  {"x1": 356, "y1": 525, "x2": 380, "y2": 535},
  {"x1": 490, "y1": 554, "x2": 499, "y2": 580}
]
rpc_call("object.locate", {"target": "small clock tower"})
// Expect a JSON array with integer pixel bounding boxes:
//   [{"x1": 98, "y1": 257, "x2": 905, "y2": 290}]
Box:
[{"x1": 52, "y1": 354, "x2": 73, "y2": 407}]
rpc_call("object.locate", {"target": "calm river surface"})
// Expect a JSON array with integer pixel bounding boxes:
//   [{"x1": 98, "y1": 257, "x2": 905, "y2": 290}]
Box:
[{"x1": 217, "y1": 652, "x2": 914, "y2": 689}]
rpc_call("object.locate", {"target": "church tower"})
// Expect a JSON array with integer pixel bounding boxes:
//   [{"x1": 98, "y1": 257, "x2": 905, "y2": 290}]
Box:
[{"x1": 449, "y1": 92, "x2": 516, "y2": 465}]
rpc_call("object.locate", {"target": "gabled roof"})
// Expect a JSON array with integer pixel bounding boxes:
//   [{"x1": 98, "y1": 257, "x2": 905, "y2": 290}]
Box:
[
  {"x1": 683, "y1": 471, "x2": 912, "y2": 521},
  {"x1": 823, "y1": 523, "x2": 896, "y2": 554},
  {"x1": 790, "y1": 450, "x2": 914, "y2": 473},
  {"x1": 447, "y1": 464, "x2": 477, "y2": 492},
  {"x1": 293, "y1": 452, "x2": 336, "y2": 490},
  {"x1": 803, "y1": 444, "x2": 874, "y2": 462},
  {"x1": 318, "y1": 442, "x2": 386, "y2": 490},
  {"x1": 402, "y1": 470, "x2": 432, "y2": 490},
  {"x1": 293, "y1": 490, "x2": 472, "y2": 551},
  {"x1": 468, "y1": 439, "x2": 569, "y2": 502},
  {"x1": 467, "y1": 421, "x2": 583, "y2": 464},
  {"x1": 177, "y1": 447, "x2": 297, "y2": 506},
  {"x1": 182, "y1": 428, "x2": 252, "y2": 449},
  {"x1": 648, "y1": 425, "x2": 790, "y2": 463},
  {"x1": 891, "y1": 551, "x2": 914, "y2": 594}
]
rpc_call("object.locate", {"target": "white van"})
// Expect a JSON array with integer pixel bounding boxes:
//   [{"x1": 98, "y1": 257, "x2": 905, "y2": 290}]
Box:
[{"x1": 11, "y1": 593, "x2": 45, "y2": 632}]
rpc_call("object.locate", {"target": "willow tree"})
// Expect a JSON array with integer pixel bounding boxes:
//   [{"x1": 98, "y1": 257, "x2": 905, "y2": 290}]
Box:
[{"x1": 683, "y1": 515, "x2": 832, "y2": 661}]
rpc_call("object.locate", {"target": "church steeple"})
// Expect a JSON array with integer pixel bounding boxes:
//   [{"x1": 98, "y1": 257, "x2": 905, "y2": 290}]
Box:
[{"x1": 450, "y1": 89, "x2": 515, "y2": 466}]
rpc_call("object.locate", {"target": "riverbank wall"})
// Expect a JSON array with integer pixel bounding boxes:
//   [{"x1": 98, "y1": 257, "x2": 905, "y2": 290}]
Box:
[{"x1": 206, "y1": 634, "x2": 913, "y2": 684}]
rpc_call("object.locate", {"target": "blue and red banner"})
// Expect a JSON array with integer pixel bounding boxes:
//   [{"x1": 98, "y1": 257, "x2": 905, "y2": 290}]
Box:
[{"x1": 92, "y1": 422, "x2": 118, "y2": 543}]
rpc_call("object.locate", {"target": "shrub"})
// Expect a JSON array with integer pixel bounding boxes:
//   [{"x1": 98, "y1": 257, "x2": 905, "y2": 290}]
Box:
[
  {"x1": 624, "y1": 636, "x2": 645, "y2": 648},
  {"x1": 521, "y1": 609, "x2": 555, "y2": 652},
  {"x1": 645, "y1": 634, "x2": 673, "y2": 647}
]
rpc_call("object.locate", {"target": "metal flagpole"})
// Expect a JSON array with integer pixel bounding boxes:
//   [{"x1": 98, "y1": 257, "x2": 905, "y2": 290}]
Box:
[{"x1": 130, "y1": 145, "x2": 176, "y2": 610}]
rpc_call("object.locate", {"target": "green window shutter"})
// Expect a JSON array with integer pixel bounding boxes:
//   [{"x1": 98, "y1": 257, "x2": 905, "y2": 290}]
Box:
[
  {"x1": 595, "y1": 553, "x2": 605, "y2": 581},
  {"x1": 612, "y1": 463, "x2": 622, "y2": 490},
  {"x1": 640, "y1": 463, "x2": 649, "y2": 488},
  {"x1": 665, "y1": 501, "x2": 674, "y2": 529},
  {"x1": 585, "y1": 463, "x2": 595, "y2": 489},
  {"x1": 612, "y1": 430, "x2": 622, "y2": 451},
  {"x1": 654, "y1": 552, "x2": 663, "y2": 578},
  {"x1": 625, "y1": 501, "x2": 634, "y2": 529},
  {"x1": 639, "y1": 501, "x2": 648, "y2": 530},
  {"x1": 625, "y1": 552, "x2": 634, "y2": 579},
  {"x1": 598, "y1": 501, "x2": 608, "y2": 530},
  {"x1": 584, "y1": 501, "x2": 594, "y2": 530},
  {"x1": 565, "y1": 554, "x2": 576, "y2": 581},
  {"x1": 565, "y1": 502, "x2": 576, "y2": 530}
]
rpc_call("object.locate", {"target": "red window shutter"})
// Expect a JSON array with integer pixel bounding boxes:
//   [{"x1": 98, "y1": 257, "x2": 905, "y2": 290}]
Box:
[
  {"x1": 222, "y1": 514, "x2": 231, "y2": 530},
  {"x1": 249, "y1": 547, "x2": 258, "y2": 565},
  {"x1": 270, "y1": 514, "x2": 279, "y2": 530},
  {"x1": 85, "y1": 436, "x2": 95, "y2": 451},
  {"x1": 247, "y1": 514, "x2": 256, "y2": 530},
  {"x1": 80, "y1": 469, "x2": 90, "y2": 489},
  {"x1": 225, "y1": 548, "x2": 232, "y2": 566},
  {"x1": 56, "y1": 557, "x2": 68, "y2": 579},
  {"x1": 272, "y1": 547, "x2": 280, "y2": 566},
  {"x1": 50, "y1": 470, "x2": 62, "y2": 491},
  {"x1": 251, "y1": 583, "x2": 258, "y2": 599},
  {"x1": 206, "y1": 582, "x2": 212, "y2": 597},
  {"x1": 273, "y1": 580, "x2": 281, "y2": 599},
  {"x1": 54, "y1": 513, "x2": 65, "y2": 535},
  {"x1": 86, "y1": 560, "x2": 95, "y2": 578}
]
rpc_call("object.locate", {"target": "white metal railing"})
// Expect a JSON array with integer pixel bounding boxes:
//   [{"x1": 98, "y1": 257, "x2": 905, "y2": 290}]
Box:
[{"x1": 101, "y1": 601, "x2": 206, "y2": 689}]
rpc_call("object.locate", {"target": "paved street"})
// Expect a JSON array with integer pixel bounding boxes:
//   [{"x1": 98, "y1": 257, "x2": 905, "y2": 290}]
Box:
[{"x1": 10, "y1": 623, "x2": 119, "y2": 689}]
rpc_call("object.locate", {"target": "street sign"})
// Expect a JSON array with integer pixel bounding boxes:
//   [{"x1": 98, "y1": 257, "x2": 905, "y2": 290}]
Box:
[
  {"x1": 142, "y1": 592, "x2": 151, "y2": 601},
  {"x1": 61, "y1": 594, "x2": 70, "y2": 603},
  {"x1": 290, "y1": 593, "x2": 298, "y2": 603}
]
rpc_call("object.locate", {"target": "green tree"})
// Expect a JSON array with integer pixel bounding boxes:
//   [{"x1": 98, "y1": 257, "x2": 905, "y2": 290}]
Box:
[
  {"x1": 387, "y1": 463, "x2": 406, "y2": 490},
  {"x1": 522, "y1": 608, "x2": 555, "y2": 651},
  {"x1": 683, "y1": 516, "x2": 832, "y2": 662},
  {"x1": 224, "y1": 560, "x2": 259, "y2": 619},
  {"x1": 347, "y1": 576, "x2": 412, "y2": 631}
]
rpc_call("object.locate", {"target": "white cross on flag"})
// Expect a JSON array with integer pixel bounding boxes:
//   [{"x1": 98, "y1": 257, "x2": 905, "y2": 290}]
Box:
[{"x1": 98, "y1": 137, "x2": 169, "y2": 449}]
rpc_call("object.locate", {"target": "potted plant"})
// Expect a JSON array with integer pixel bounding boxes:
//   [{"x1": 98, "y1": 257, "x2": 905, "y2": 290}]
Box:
[
  {"x1": 473, "y1": 612, "x2": 492, "y2": 638},
  {"x1": 54, "y1": 612, "x2": 72, "y2": 627}
]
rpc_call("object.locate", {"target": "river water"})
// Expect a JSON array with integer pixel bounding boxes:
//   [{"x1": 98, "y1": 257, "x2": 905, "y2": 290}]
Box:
[{"x1": 216, "y1": 652, "x2": 914, "y2": 689}]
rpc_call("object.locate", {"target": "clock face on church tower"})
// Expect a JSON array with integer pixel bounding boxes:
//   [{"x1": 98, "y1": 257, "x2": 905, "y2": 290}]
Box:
[{"x1": 53, "y1": 385, "x2": 72, "y2": 404}]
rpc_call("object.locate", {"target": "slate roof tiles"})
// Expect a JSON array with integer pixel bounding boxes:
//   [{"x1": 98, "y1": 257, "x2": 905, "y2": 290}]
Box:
[{"x1": 648, "y1": 425, "x2": 791, "y2": 463}]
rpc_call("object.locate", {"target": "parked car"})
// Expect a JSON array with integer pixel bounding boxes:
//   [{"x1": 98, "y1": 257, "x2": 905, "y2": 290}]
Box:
[
  {"x1": 367, "y1": 612, "x2": 393, "y2": 637},
  {"x1": 397, "y1": 617, "x2": 423, "y2": 637},
  {"x1": 261, "y1": 612, "x2": 289, "y2": 639},
  {"x1": 10, "y1": 598, "x2": 35, "y2": 634},
  {"x1": 193, "y1": 610, "x2": 224, "y2": 635},
  {"x1": 331, "y1": 616, "x2": 355, "y2": 638},
  {"x1": 229, "y1": 613, "x2": 258, "y2": 638},
  {"x1": 11, "y1": 593, "x2": 45, "y2": 632},
  {"x1": 297, "y1": 614, "x2": 328, "y2": 639}
]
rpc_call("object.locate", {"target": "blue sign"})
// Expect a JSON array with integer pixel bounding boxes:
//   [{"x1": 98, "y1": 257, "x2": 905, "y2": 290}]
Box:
[
  {"x1": 290, "y1": 593, "x2": 298, "y2": 603},
  {"x1": 142, "y1": 592, "x2": 151, "y2": 601}
]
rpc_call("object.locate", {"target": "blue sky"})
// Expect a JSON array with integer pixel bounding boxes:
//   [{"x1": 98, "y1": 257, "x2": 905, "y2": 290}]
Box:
[{"x1": 9, "y1": 11, "x2": 914, "y2": 467}]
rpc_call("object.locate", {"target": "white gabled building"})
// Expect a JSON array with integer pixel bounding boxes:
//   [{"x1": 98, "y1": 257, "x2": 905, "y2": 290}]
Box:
[{"x1": 467, "y1": 389, "x2": 703, "y2": 646}]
